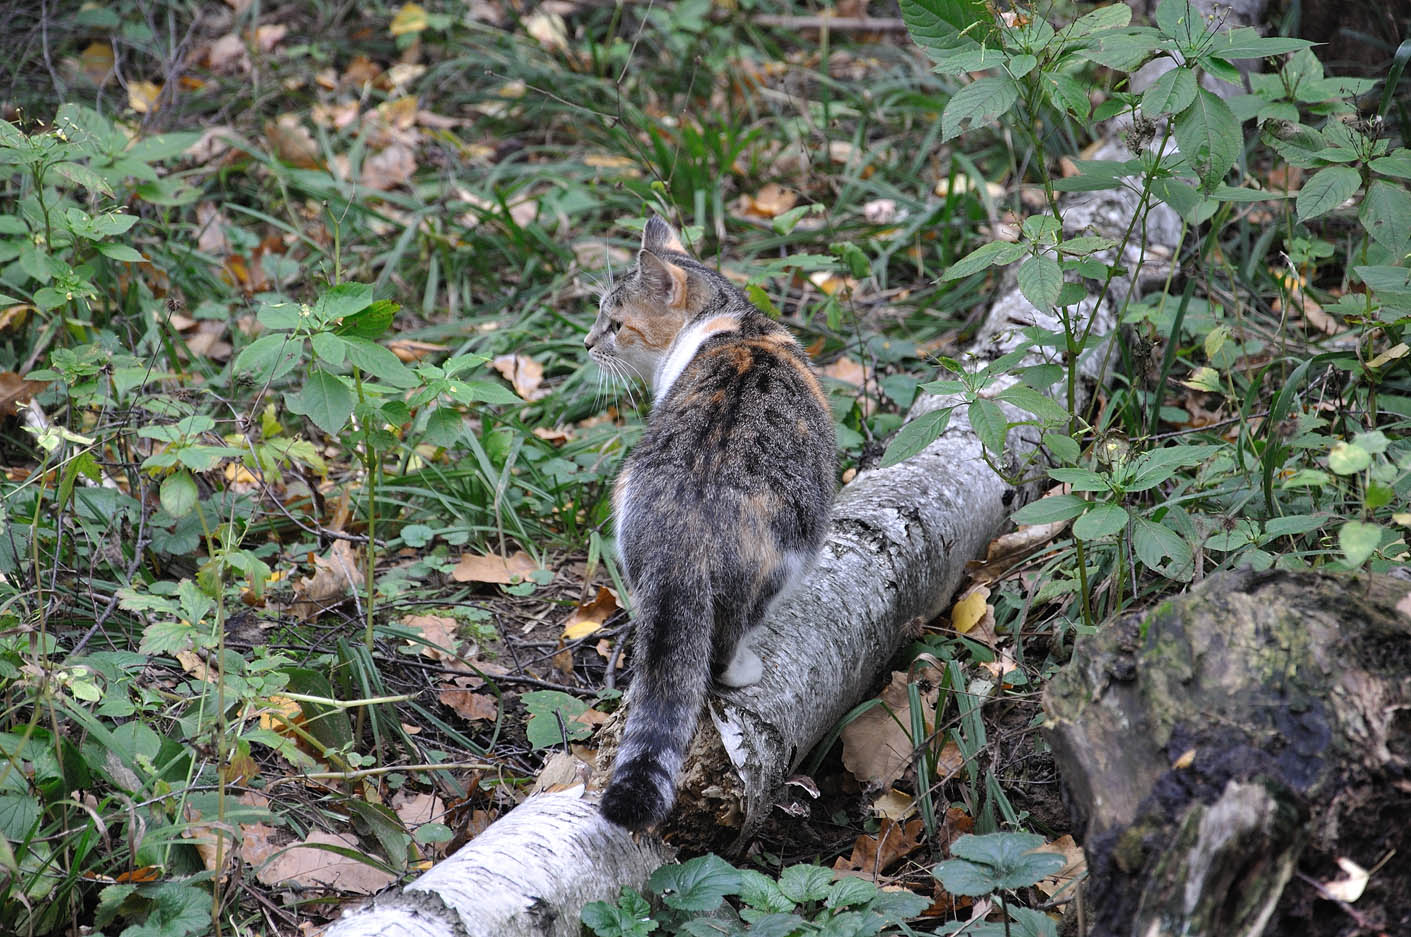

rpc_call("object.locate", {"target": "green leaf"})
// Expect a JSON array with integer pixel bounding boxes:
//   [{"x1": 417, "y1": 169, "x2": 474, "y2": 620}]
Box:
[
  {"x1": 1132, "y1": 517, "x2": 1192, "y2": 572},
  {"x1": 1008, "y1": 54, "x2": 1037, "y2": 79},
  {"x1": 881, "y1": 407, "x2": 953, "y2": 467},
  {"x1": 943, "y1": 239, "x2": 1027, "y2": 281},
  {"x1": 160, "y1": 471, "x2": 198, "y2": 518},
  {"x1": 1210, "y1": 28, "x2": 1314, "y2": 59},
  {"x1": 1080, "y1": 27, "x2": 1163, "y2": 70},
  {"x1": 1338, "y1": 520, "x2": 1382, "y2": 567},
  {"x1": 1296, "y1": 166, "x2": 1361, "y2": 222},
  {"x1": 969, "y1": 397, "x2": 1008, "y2": 455},
  {"x1": 778, "y1": 864, "x2": 832, "y2": 904},
  {"x1": 446, "y1": 378, "x2": 523, "y2": 407},
  {"x1": 310, "y1": 331, "x2": 348, "y2": 366},
  {"x1": 935, "y1": 833, "x2": 1067, "y2": 896},
  {"x1": 312, "y1": 282, "x2": 374, "y2": 327},
  {"x1": 1327, "y1": 441, "x2": 1371, "y2": 474},
  {"x1": 258, "y1": 301, "x2": 302, "y2": 331},
  {"x1": 1012, "y1": 494, "x2": 1088, "y2": 525},
  {"x1": 521, "y1": 690, "x2": 591, "y2": 749},
  {"x1": 649, "y1": 854, "x2": 741, "y2": 913},
  {"x1": 287, "y1": 369, "x2": 355, "y2": 435},
  {"x1": 1370, "y1": 149, "x2": 1411, "y2": 180},
  {"x1": 343, "y1": 336, "x2": 418, "y2": 387},
  {"x1": 942, "y1": 76, "x2": 1019, "y2": 143},
  {"x1": 1072, "y1": 502, "x2": 1129, "y2": 539},
  {"x1": 0, "y1": 793, "x2": 41, "y2": 841},
  {"x1": 233, "y1": 333, "x2": 303, "y2": 382},
  {"x1": 1041, "y1": 71, "x2": 1092, "y2": 120},
  {"x1": 50, "y1": 160, "x2": 114, "y2": 197},
  {"x1": 581, "y1": 891, "x2": 657, "y2": 937},
  {"x1": 900, "y1": 0, "x2": 991, "y2": 61},
  {"x1": 1155, "y1": 0, "x2": 1201, "y2": 41},
  {"x1": 1141, "y1": 67, "x2": 1196, "y2": 117},
  {"x1": 1048, "y1": 466, "x2": 1107, "y2": 491},
  {"x1": 737, "y1": 869, "x2": 795, "y2": 913},
  {"x1": 1359, "y1": 180, "x2": 1411, "y2": 257},
  {"x1": 1070, "y1": 2, "x2": 1132, "y2": 36},
  {"x1": 1173, "y1": 88, "x2": 1241, "y2": 190},
  {"x1": 826, "y1": 876, "x2": 877, "y2": 909},
  {"x1": 993, "y1": 383, "x2": 1069, "y2": 423},
  {"x1": 1017, "y1": 255, "x2": 1062, "y2": 312}
]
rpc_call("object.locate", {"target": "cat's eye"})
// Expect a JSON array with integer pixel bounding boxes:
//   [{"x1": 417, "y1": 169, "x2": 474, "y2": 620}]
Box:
[{"x1": 606, "y1": 319, "x2": 621, "y2": 335}]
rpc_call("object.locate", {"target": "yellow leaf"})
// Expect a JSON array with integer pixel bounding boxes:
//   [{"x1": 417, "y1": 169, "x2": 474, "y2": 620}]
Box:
[
  {"x1": 128, "y1": 80, "x2": 162, "y2": 114},
  {"x1": 389, "y1": 3, "x2": 429, "y2": 36},
  {"x1": 951, "y1": 585, "x2": 990, "y2": 635},
  {"x1": 79, "y1": 41, "x2": 115, "y2": 85},
  {"x1": 1368, "y1": 342, "x2": 1409, "y2": 369},
  {"x1": 561, "y1": 586, "x2": 620, "y2": 641}
]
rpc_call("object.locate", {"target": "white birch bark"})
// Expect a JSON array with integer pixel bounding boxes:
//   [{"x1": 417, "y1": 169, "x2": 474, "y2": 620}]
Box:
[{"x1": 325, "y1": 162, "x2": 1180, "y2": 937}]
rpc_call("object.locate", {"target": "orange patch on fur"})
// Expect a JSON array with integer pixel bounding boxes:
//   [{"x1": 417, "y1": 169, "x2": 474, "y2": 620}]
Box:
[{"x1": 699, "y1": 315, "x2": 741, "y2": 335}]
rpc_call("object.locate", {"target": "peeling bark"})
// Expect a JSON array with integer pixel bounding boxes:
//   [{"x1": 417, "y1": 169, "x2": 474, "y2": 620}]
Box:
[{"x1": 325, "y1": 155, "x2": 1180, "y2": 937}]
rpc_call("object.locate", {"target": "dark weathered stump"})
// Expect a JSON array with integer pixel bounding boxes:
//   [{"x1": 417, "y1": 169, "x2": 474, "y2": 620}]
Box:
[{"x1": 1044, "y1": 569, "x2": 1411, "y2": 937}]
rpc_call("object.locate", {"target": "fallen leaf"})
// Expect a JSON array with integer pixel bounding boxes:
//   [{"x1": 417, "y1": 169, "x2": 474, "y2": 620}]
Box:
[
  {"x1": 808, "y1": 270, "x2": 857, "y2": 297},
  {"x1": 820, "y1": 356, "x2": 865, "y2": 387},
  {"x1": 250, "y1": 829, "x2": 395, "y2": 893},
  {"x1": 438, "y1": 686, "x2": 498, "y2": 721},
  {"x1": 1033, "y1": 835, "x2": 1087, "y2": 903},
  {"x1": 343, "y1": 55, "x2": 382, "y2": 87},
  {"x1": 1368, "y1": 342, "x2": 1409, "y2": 370},
  {"x1": 491, "y1": 353, "x2": 547, "y2": 400},
  {"x1": 79, "y1": 41, "x2": 115, "y2": 85},
  {"x1": 934, "y1": 739, "x2": 965, "y2": 781},
  {"x1": 863, "y1": 198, "x2": 898, "y2": 224},
  {"x1": 737, "y1": 182, "x2": 797, "y2": 220},
  {"x1": 254, "y1": 23, "x2": 287, "y2": 52},
  {"x1": 524, "y1": 11, "x2": 570, "y2": 54},
  {"x1": 361, "y1": 142, "x2": 417, "y2": 191},
  {"x1": 451, "y1": 549, "x2": 537, "y2": 584},
  {"x1": 1321, "y1": 856, "x2": 1370, "y2": 903},
  {"x1": 841, "y1": 665, "x2": 942, "y2": 788},
  {"x1": 195, "y1": 201, "x2": 231, "y2": 256},
  {"x1": 871, "y1": 788, "x2": 916, "y2": 821},
  {"x1": 265, "y1": 114, "x2": 320, "y2": 168},
  {"x1": 392, "y1": 790, "x2": 445, "y2": 827},
  {"x1": 312, "y1": 98, "x2": 361, "y2": 131},
  {"x1": 561, "y1": 586, "x2": 619, "y2": 641},
  {"x1": 531, "y1": 751, "x2": 591, "y2": 794},
  {"x1": 290, "y1": 540, "x2": 363, "y2": 620},
  {"x1": 258, "y1": 695, "x2": 304, "y2": 735},
  {"x1": 832, "y1": 817, "x2": 926, "y2": 882},
  {"x1": 387, "y1": 338, "x2": 445, "y2": 362},
  {"x1": 951, "y1": 585, "x2": 990, "y2": 635},
  {"x1": 389, "y1": 3, "x2": 429, "y2": 36},
  {"x1": 128, "y1": 80, "x2": 162, "y2": 114},
  {"x1": 206, "y1": 34, "x2": 249, "y2": 74},
  {"x1": 402, "y1": 614, "x2": 461, "y2": 660},
  {"x1": 0, "y1": 372, "x2": 49, "y2": 417},
  {"x1": 533, "y1": 426, "x2": 572, "y2": 445},
  {"x1": 0, "y1": 304, "x2": 34, "y2": 332}
]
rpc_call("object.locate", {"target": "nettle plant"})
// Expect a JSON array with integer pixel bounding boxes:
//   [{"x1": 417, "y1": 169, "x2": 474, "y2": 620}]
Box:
[{"x1": 892, "y1": 0, "x2": 1411, "y2": 623}]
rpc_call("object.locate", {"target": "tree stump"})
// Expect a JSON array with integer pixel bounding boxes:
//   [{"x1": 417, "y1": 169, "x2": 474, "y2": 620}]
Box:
[{"x1": 1043, "y1": 569, "x2": 1411, "y2": 936}]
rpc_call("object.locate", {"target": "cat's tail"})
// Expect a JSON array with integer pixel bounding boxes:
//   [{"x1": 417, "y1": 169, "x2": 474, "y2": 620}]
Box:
[{"x1": 599, "y1": 566, "x2": 713, "y2": 831}]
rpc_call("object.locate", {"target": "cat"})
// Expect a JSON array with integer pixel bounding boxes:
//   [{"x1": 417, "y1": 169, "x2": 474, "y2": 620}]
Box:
[{"x1": 586, "y1": 216, "x2": 836, "y2": 831}]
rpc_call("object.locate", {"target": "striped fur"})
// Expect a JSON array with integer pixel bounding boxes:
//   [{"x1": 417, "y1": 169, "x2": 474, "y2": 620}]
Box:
[{"x1": 587, "y1": 217, "x2": 835, "y2": 831}]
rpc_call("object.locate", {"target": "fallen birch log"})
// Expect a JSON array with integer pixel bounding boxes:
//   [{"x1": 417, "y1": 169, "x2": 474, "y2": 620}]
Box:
[{"x1": 323, "y1": 162, "x2": 1179, "y2": 937}]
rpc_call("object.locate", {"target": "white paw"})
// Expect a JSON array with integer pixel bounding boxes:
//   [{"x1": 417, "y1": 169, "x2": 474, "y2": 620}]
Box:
[{"x1": 718, "y1": 644, "x2": 763, "y2": 688}]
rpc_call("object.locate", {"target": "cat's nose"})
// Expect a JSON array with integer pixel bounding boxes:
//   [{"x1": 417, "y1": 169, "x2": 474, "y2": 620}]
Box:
[{"x1": 584, "y1": 333, "x2": 596, "y2": 350}]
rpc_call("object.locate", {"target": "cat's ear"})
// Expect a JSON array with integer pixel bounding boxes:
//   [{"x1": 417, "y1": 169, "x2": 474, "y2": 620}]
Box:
[
  {"x1": 637, "y1": 249, "x2": 688, "y2": 308},
  {"x1": 642, "y1": 216, "x2": 687, "y2": 255}
]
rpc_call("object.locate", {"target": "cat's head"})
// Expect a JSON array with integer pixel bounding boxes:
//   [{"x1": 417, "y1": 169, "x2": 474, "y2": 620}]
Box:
[{"x1": 585, "y1": 216, "x2": 699, "y2": 390}]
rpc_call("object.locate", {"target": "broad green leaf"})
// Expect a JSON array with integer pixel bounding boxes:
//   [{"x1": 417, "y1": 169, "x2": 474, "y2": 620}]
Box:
[
  {"x1": 50, "y1": 160, "x2": 113, "y2": 197},
  {"x1": 1017, "y1": 255, "x2": 1062, "y2": 312},
  {"x1": 0, "y1": 793, "x2": 41, "y2": 841},
  {"x1": 521, "y1": 690, "x2": 592, "y2": 749},
  {"x1": 312, "y1": 282, "x2": 374, "y2": 326},
  {"x1": 445, "y1": 378, "x2": 523, "y2": 406},
  {"x1": 993, "y1": 383, "x2": 1069, "y2": 423},
  {"x1": 1049, "y1": 467, "x2": 1108, "y2": 491},
  {"x1": 233, "y1": 332, "x2": 302, "y2": 381},
  {"x1": 1079, "y1": 27, "x2": 1163, "y2": 70},
  {"x1": 1043, "y1": 431, "x2": 1081, "y2": 463},
  {"x1": 1008, "y1": 54, "x2": 1037, "y2": 79},
  {"x1": 938, "y1": 833, "x2": 1068, "y2": 894},
  {"x1": 1041, "y1": 71, "x2": 1091, "y2": 120},
  {"x1": 1338, "y1": 520, "x2": 1382, "y2": 567},
  {"x1": 257, "y1": 301, "x2": 302, "y2": 330},
  {"x1": 1263, "y1": 515, "x2": 1326, "y2": 538},
  {"x1": 581, "y1": 891, "x2": 656, "y2": 937},
  {"x1": 159, "y1": 471, "x2": 198, "y2": 518},
  {"x1": 900, "y1": 0, "x2": 991, "y2": 63},
  {"x1": 1360, "y1": 180, "x2": 1411, "y2": 257},
  {"x1": 1211, "y1": 184, "x2": 1289, "y2": 203},
  {"x1": 1296, "y1": 166, "x2": 1361, "y2": 222},
  {"x1": 287, "y1": 368, "x2": 355, "y2": 435},
  {"x1": 310, "y1": 330, "x2": 348, "y2": 366},
  {"x1": 124, "y1": 131, "x2": 203, "y2": 163},
  {"x1": 880, "y1": 407, "x2": 954, "y2": 467},
  {"x1": 1070, "y1": 2, "x2": 1132, "y2": 36},
  {"x1": 969, "y1": 397, "x2": 1008, "y2": 455},
  {"x1": 1154, "y1": 0, "x2": 1195, "y2": 40},
  {"x1": 1011, "y1": 493, "x2": 1088, "y2": 525},
  {"x1": 1173, "y1": 88, "x2": 1240, "y2": 190},
  {"x1": 649, "y1": 854, "x2": 741, "y2": 913},
  {"x1": 1370, "y1": 149, "x2": 1411, "y2": 180},
  {"x1": 1327, "y1": 441, "x2": 1370, "y2": 474},
  {"x1": 1142, "y1": 67, "x2": 1196, "y2": 117},
  {"x1": 826, "y1": 875, "x2": 877, "y2": 909},
  {"x1": 942, "y1": 239, "x2": 1027, "y2": 280},
  {"x1": 1352, "y1": 430, "x2": 1389, "y2": 455},
  {"x1": 343, "y1": 336, "x2": 418, "y2": 387},
  {"x1": 737, "y1": 869, "x2": 795, "y2": 913},
  {"x1": 1072, "y1": 502, "x2": 1129, "y2": 539},
  {"x1": 942, "y1": 76, "x2": 1019, "y2": 142},
  {"x1": 1211, "y1": 29, "x2": 1314, "y2": 59},
  {"x1": 778, "y1": 864, "x2": 832, "y2": 904},
  {"x1": 1058, "y1": 235, "x2": 1117, "y2": 254},
  {"x1": 1132, "y1": 517, "x2": 1192, "y2": 571}
]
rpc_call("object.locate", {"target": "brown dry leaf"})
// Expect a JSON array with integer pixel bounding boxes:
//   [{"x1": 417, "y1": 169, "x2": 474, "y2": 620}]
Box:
[
  {"x1": 175, "y1": 650, "x2": 214, "y2": 682},
  {"x1": 184, "y1": 804, "x2": 234, "y2": 874},
  {"x1": 0, "y1": 304, "x2": 34, "y2": 332},
  {"x1": 491, "y1": 353, "x2": 547, "y2": 401},
  {"x1": 258, "y1": 695, "x2": 304, "y2": 735},
  {"x1": 343, "y1": 55, "x2": 382, "y2": 87},
  {"x1": 820, "y1": 356, "x2": 865, "y2": 387},
  {"x1": 391, "y1": 790, "x2": 445, "y2": 828},
  {"x1": 265, "y1": 115, "x2": 320, "y2": 168},
  {"x1": 1033, "y1": 835, "x2": 1086, "y2": 902},
  {"x1": 128, "y1": 80, "x2": 162, "y2": 114},
  {"x1": 737, "y1": 182, "x2": 798, "y2": 220},
  {"x1": 361, "y1": 143, "x2": 417, "y2": 191},
  {"x1": 438, "y1": 686, "x2": 498, "y2": 721},
  {"x1": 532, "y1": 426, "x2": 572, "y2": 445},
  {"x1": 863, "y1": 198, "x2": 898, "y2": 224},
  {"x1": 840, "y1": 665, "x2": 941, "y2": 788},
  {"x1": 254, "y1": 23, "x2": 287, "y2": 52},
  {"x1": 871, "y1": 788, "x2": 916, "y2": 821},
  {"x1": 967, "y1": 497, "x2": 1070, "y2": 585},
  {"x1": 186, "y1": 320, "x2": 233, "y2": 361},
  {"x1": 832, "y1": 817, "x2": 926, "y2": 882},
  {"x1": 402, "y1": 614, "x2": 461, "y2": 660},
  {"x1": 206, "y1": 34, "x2": 249, "y2": 73},
  {"x1": 195, "y1": 202, "x2": 231, "y2": 256},
  {"x1": 389, "y1": 3, "x2": 429, "y2": 36},
  {"x1": 451, "y1": 549, "x2": 537, "y2": 584},
  {"x1": 1368, "y1": 342, "x2": 1410, "y2": 370},
  {"x1": 978, "y1": 646, "x2": 1018, "y2": 686},
  {"x1": 531, "y1": 751, "x2": 591, "y2": 794},
  {"x1": 79, "y1": 42, "x2": 115, "y2": 85},
  {"x1": 561, "y1": 586, "x2": 619, "y2": 641},
  {"x1": 524, "y1": 11, "x2": 570, "y2": 53},
  {"x1": 0, "y1": 372, "x2": 49, "y2": 417},
  {"x1": 809, "y1": 270, "x2": 857, "y2": 297},
  {"x1": 251, "y1": 829, "x2": 395, "y2": 893},
  {"x1": 934, "y1": 738, "x2": 965, "y2": 781},
  {"x1": 312, "y1": 98, "x2": 361, "y2": 131},
  {"x1": 387, "y1": 338, "x2": 445, "y2": 362},
  {"x1": 290, "y1": 540, "x2": 363, "y2": 620}
]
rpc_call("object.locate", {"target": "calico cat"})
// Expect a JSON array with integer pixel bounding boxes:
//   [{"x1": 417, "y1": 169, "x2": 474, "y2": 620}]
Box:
[{"x1": 587, "y1": 216, "x2": 836, "y2": 831}]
